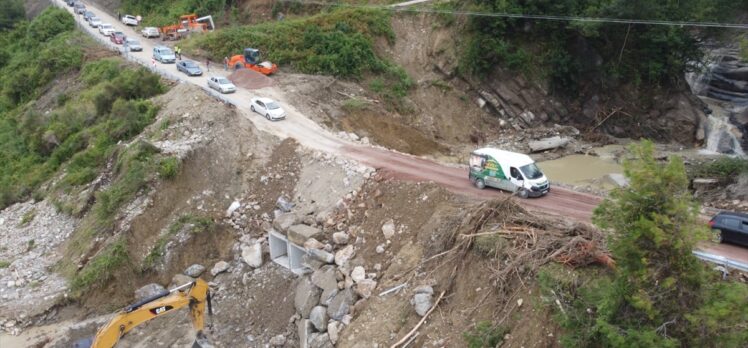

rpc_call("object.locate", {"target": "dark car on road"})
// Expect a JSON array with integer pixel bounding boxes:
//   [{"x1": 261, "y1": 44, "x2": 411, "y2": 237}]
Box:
[
  {"x1": 710, "y1": 211, "x2": 748, "y2": 247},
  {"x1": 176, "y1": 60, "x2": 203, "y2": 76}
]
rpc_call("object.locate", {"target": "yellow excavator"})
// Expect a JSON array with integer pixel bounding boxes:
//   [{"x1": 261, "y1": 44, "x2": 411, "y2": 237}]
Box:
[{"x1": 73, "y1": 279, "x2": 213, "y2": 348}]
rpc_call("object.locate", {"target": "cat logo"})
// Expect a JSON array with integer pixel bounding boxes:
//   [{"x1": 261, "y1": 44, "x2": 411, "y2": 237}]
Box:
[{"x1": 149, "y1": 305, "x2": 174, "y2": 315}]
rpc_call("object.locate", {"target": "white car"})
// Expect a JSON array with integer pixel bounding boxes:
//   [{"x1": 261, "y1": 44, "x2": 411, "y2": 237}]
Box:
[
  {"x1": 121, "y1": 14, "x2": 139, "y2": 26},
  {"x1": 250, "y1": 98, "x2": 286, "y2": 121},
  {"x1": 89, "y1": 17, "x2": 101, "y2": 28},
  {"x1": 141, "y1": 27, "x2": 159, "y2": 38},
  {"x1": 207, "y1": 76, "x2": 236, "y2": 94},
  {"x1": 98, "y1": 23, "x2": 115, "y2": 36}
]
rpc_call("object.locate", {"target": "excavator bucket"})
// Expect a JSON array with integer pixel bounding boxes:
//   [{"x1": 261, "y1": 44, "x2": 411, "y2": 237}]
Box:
[{"x1": 192, "y1": 332, "x2": 215, "y2": 348}]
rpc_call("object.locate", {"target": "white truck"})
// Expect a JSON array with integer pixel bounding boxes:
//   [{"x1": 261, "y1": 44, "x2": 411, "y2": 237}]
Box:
[{"x1": 121, "y1": 14, "x2": 139, "y2": 26}]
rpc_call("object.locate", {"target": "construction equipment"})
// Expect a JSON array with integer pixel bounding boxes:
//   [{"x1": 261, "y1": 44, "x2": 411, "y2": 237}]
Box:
[
  {"x1": 73, "y1": 279, "x2": 213, "y2": 348},
  {"x1": 160, "y1": 14, "x2": 215, "y2": 41},
  {"x1": 229, "y1": 48, "x2": 278, "y2": 75}
]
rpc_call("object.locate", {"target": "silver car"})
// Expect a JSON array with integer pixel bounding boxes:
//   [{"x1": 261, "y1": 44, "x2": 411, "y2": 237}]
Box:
[
  {"x1": 207, "y1": 76, "x2": 236, "y2": 94},
  {"x1": 141, "y1": 27, "x2": 160, "y2": 38},
  {"x1": 124, "y1": 38, "x2": 142, "y2": 52}
]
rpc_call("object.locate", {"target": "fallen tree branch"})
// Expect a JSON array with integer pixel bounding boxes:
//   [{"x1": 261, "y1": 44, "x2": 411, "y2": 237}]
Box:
[
  {"x1": 390, "y1": 290, "x2": 447, "y2": 348},
  {"x1": 591, "y1": 107, "x2": 622, "y2": 131}
]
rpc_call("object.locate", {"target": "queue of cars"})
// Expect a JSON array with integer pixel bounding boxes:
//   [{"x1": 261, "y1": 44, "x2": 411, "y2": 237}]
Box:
[{"x1": 67, "y1": 0, "x2": 286, "y2": 122}]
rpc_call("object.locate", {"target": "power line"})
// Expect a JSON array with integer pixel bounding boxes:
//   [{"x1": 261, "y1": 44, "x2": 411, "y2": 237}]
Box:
[{"x1": 278, "y1": 0, "x2": 748, "y2": 29}]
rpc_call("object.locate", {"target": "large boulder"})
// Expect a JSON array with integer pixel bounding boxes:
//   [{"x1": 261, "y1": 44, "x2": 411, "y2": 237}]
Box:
[
  {"x1": 350, "y1": 266, "x2": 365, "y2": 283},
  {"x1": 210, "y1": 261, "x2": 230, "y2": 276},
  {"x1": 288, "y1": 224, "x2": 323, "y2": 246},
  {"x1": 134, "y1": 283, "x2": 167, "y2": 301},
  {"x1": 309, "y1": 333, "x2": 334, "y2": 348},
  {"x1": 309, "y1": 306, "x2": 329, "y2": 332},
  {"x1": 273, "y1": 212, "x2": 298, "y2": 233},
  {"x1": 354, "y1": 279, "x2": 378, "y2": 299},
  {"x1": 334, "y1": 245, "x2": 355, "y2": 266},
  {"x1": 412, "y1": 286, "x2": 434, "y2": 317},
  {"x1": 309, "y1": 249, "x2": 335, "y2": 264},
  {"x1": 311, "y1": 265, "x2": 338, "y2": 291},
  {"x1": 184, "y1": 264, "x2": 206, "y2": 278},
  {"x1": 327, "y1": 288, "x2": 356, "y2": 320},
  {"x1": 295, "y1": 277, "x2": 322, "y2": 318},
  {"x1": 241, "y1": 243, "x2": 263, "y2": 268}
]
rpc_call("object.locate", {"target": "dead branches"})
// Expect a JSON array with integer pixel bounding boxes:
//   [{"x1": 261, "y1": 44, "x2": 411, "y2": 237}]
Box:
[{"x1": 447, "y1": 198, "x2": 614, "y2": 303}]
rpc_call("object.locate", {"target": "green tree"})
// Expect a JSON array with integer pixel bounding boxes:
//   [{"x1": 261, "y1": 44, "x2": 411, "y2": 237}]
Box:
[{"x1": 570, "y1": 140, "x2": 748, "y2": 347}]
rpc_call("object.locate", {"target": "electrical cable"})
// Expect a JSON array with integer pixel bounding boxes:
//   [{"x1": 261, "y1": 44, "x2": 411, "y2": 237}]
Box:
[{"x1": 278, "y1": 0, "x2": 748, "y2": 29}]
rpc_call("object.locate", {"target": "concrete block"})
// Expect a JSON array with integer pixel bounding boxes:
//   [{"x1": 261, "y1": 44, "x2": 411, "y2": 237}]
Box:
[{"x1": 288, "y1": 224, "x2": 323, "y2": 246}]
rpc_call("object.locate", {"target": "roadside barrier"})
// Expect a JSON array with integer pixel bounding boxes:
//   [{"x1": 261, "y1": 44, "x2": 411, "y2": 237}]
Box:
[{"x1": 693, "y1": 250, "x2": 748, "y2": 272}]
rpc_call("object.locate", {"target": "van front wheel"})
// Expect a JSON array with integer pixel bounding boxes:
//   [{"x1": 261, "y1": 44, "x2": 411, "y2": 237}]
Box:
[
  {"x1": 474, "y1": 178, "x2": 485, "y2": 190},
  {"x1": 517, "y1": 188, "x2": 529, "y2": 199}
]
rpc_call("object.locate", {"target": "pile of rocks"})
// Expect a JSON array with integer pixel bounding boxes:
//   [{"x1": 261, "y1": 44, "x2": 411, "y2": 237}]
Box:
[
  {"x1": 0, "y1": 200, "x2": 79, "y2": 334},
  {"x1": 294, "y1": 260, "x2": 377, "y2": 347}
]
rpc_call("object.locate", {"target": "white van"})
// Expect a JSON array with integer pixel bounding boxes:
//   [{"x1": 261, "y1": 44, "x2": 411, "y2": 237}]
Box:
[{"x1": 468, "y1": 148, "x2": 550, "y2": 198}]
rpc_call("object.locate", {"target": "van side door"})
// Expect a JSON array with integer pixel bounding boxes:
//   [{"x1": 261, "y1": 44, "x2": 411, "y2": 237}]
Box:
[{"x1": 507, "y1": 167, "x2": 524, "y2": 192}]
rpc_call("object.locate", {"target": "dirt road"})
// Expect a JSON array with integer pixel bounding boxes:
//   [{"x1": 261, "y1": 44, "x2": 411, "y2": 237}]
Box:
[{"x1": 57, "y1": 1, "x2": 748, "y2": 264}]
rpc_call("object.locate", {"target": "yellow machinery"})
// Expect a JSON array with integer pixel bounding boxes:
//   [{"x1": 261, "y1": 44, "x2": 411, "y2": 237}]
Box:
[{"x1": 73, "y1": 279, "x2": 213, "y2": 348}]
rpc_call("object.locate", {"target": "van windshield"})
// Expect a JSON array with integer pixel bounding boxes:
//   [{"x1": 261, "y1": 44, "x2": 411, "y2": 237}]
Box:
[{"x1": 520, "y1": 163, "x2": 543, "y2": 180}]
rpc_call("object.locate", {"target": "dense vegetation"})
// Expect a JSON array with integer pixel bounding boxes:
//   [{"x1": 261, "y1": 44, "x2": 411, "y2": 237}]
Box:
[
  {"x1": 542, "y1": 141, "x2": 748, "y2": 347},
  {"x1": 0, "y1": 0, "x2": 24, "y2": 31},
  {"x1": 0, "y1": 8, "x2": 165, "y2": 209},
  {"x1": 463, "y1": 0, "x2": 746, "y2": 95},
  {"x1": 183, "y1": 8, "x2": 412, "y2": 106}
]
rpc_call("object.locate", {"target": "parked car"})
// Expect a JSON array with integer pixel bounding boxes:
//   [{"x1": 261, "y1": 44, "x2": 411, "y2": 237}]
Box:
[
  {"x1": 110, "y1": 32, "x2": 126, "y2": 45},
  {"x1": 141, "y1": 27, "x2": 160, "y2": 38},
  {"x1": 176, "y1": 60, "x2": 203, "y2": 76},
  {"x1": 74, "y1": 3, "x2": 86, "y2": 14},
  {"x1": 207, "y1": 76, "x2": 236, "y2": 94},
  {"x1": 152, "y1": 46, "x2": 176, "y2": 63},
  {"x1": 98, "y1": 23, "x2": 115, "y2": 36},
  {"x1": 121, "y1": 15, "x2": 139, "y2": 26},
  {"x1": 710, "y1": 212, "x2": 748, "y2": 247},
  {"x1": 89, "y1": 17, "x2": 102, "y2": 28},
  {"x1": 83, "y1": 11, "x2": 95, "y2": 21},
  {"x1": 250, "y1": 98, "x2": 286, "y2": 121},
  {"x1": 124, "y1": 38, "x2": 142, "y2": 52},
  {"x1": 66, "y1": 0, "x2": 77, "y2": 6}
]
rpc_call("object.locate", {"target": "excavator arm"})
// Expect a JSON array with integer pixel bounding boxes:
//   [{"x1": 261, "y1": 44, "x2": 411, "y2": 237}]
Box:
[{"x1": 75, "y1": 279, "x2": 212, "y2": 348}]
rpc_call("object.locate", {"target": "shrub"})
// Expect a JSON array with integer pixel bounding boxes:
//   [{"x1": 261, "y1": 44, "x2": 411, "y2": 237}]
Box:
[
  {"x1": 341, "y1": 98, "x2": 370, "y2": 112},
  {"x1": 463, "y1": 321, "x2": 506, "y2": 348},
  {"x1": 71, "y1": 239, "x2": 129, "y2": 294},
  {"x1": 690, "y1": 157, "x2": 748, "y2": 182},
  {"x1": 158, "y1": 156, "x2": 180, "y2": 179},
  {"x1": 0, "y1": 260, "x2": 10, "y2": 268},
  {"x1": 142, "y1": 214, "x2": 213, "y2": 270}
]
